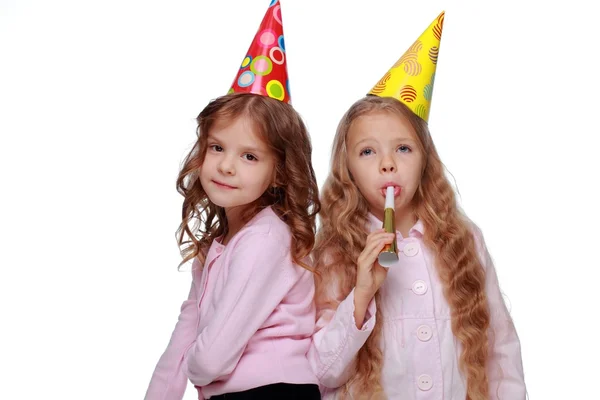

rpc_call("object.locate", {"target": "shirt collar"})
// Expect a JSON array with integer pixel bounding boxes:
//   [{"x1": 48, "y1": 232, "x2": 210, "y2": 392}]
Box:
[{"x1": 367, "y1": 212, "x2": 424, "y2": 239}]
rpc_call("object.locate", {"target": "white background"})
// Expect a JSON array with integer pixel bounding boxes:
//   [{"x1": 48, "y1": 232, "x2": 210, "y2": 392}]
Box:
[{"x1": 1, "y1": 0, "x2": 598, "y2": 398}]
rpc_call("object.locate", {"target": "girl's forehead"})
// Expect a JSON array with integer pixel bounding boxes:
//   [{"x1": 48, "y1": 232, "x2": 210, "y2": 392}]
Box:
[
  {"x1": 347, "y1": 112, "x2": 417, "y2": 143},
  {"x1": 211, "y1": 114, "x2": 253, "y2": 132}
]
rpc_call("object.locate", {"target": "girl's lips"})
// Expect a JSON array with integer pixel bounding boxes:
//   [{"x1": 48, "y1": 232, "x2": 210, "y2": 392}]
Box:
[
  {"x1": 212, "y1": 180, "x2": 237, "y2": 189},
  {"x1": 380, "y1": 186, "x2": 401, "y2": 197}
]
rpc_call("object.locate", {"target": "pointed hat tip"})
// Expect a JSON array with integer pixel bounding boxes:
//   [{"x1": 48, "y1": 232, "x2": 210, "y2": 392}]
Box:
[{"x1": 227, "y1": 0, "x2": 291, "y2": 103}]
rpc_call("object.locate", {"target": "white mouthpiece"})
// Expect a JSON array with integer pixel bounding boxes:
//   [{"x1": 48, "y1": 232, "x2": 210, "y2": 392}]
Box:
[{"x1": 385, "y1": 186, "x2": 395, "y2": 209}]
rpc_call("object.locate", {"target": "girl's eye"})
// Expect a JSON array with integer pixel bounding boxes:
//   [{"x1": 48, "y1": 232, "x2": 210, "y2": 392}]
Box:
[
  {"x1": 243, "y1": 153, "x2": 257, "y2": 161},
  {"x1": 397, "y1": 145, "x2": 411, "y2": 153},
  {"x1": 359, "y1": 148, "x2": 374, "y2": 156},
  {"x1": 210, "y1": 144, "x2": 223, "y2": 152}
]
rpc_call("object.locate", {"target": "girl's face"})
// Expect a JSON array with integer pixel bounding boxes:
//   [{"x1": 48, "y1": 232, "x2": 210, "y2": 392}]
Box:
[
  {"x1": 200, "y1": 115, "x2": 276, "y2": 213},
  {"x1": 346, "y1": 111, "x2": 424, "y2": 221}
]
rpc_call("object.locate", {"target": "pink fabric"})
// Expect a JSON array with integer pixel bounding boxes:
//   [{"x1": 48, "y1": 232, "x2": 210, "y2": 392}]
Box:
[
  {"x1": 145, "y1": 207, "x2": 318, "y2": 400},
  {"x1": 308, "y1": 213, "x2": 526, "y2": 399}
]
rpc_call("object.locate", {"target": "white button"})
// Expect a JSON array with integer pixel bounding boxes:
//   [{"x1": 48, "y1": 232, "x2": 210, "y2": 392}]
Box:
[
  {"x1": 416, "y1": 325, "x2": 433, "y2": 341},
  {"x1": 403, "y1": 242, "x2": 419, "y2": 257},
  {"x1": 412, "y1": 280, "x2": 428, "y2": 295},
  {"x1": 216, "y1": 247, "x2": 223, "y2": 254},
  {"x1": 417, "y1": 374, "x2": 433, "y2": 391}
]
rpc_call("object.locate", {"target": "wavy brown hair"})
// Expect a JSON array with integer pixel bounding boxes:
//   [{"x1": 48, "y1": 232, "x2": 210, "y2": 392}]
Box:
[
  {"x1": 314, "y1": 96, "x2": 491, "y2": 399},
  {"x1": 175, "y1": 92, "x2": 320, "y2": 270}
]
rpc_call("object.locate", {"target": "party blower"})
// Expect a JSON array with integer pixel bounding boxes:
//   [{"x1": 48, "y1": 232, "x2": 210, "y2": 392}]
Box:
[{"x1": 378, "y1": 186, "x2": 399, "y2": 267}]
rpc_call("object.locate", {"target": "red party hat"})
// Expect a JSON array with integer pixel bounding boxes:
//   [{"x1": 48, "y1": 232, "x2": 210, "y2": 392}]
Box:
[{"x1": 228, "y1": 0, "x2": 291, "y2": 103}]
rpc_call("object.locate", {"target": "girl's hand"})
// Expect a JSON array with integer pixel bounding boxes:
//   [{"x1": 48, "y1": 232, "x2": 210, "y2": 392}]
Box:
[{"x1": 355, "y1": 229, "x2": 395, "y2": 303}]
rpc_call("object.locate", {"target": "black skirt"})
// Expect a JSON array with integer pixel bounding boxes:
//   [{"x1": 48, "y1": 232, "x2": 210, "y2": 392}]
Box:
[{"x1": 209, "y1": 382, "x2": 321, "y2": 399}]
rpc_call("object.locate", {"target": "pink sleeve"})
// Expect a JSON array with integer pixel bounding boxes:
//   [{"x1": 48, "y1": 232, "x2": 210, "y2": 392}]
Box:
[
  {"x1": 308, "y1": 288, "x2": 376, "y2": 389},
  {"x1": 183, "y1": 232, "x2": 299, "y2": 386},
  {"x1": 474, "y1": 226, "x2": 527, "y2": 400},
  {"x1": 145, "y1": 262, "x2": 203, "y2": 400}
]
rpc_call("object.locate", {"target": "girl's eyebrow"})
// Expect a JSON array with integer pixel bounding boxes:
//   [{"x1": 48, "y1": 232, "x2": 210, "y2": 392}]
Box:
[
  {"x1": 207, "y1": 135, "x2": 267, "y2": 155},
  {"x1": 238, "y1": 145, "x2": 265, "y2": 154},
  {"x1": 353, "y1": 135, "x2": 416, "y2": 150},
  {"x1": 353, "y1": 137, "x2": 376, "y2": 150},
  {"x1": 393, "y1": 137, "x2": 417, "y2": 144}
]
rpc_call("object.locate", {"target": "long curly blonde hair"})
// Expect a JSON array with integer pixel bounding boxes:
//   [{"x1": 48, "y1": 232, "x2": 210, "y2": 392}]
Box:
[
  {"x1": 176, "y1": 93, "x2": 320, "y2": 270},
  {"x1": 314, "y1": 96, "x2": 490, "y2": 399}
]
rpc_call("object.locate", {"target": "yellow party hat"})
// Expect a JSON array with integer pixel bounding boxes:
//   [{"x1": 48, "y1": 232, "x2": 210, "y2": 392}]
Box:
[{"x1": 368, "y1": 11, "x2": 445, "y2": 122}]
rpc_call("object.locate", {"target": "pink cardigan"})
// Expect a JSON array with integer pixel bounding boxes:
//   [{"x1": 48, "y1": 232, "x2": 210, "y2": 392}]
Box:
[{"x1": 145, "y1": 207, "x2": 318, "y2": 399}]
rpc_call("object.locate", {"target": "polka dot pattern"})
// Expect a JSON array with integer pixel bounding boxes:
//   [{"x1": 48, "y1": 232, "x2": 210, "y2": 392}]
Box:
[{"x1": 229, "y1": 0, "x2": 291, "y2": 103}]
